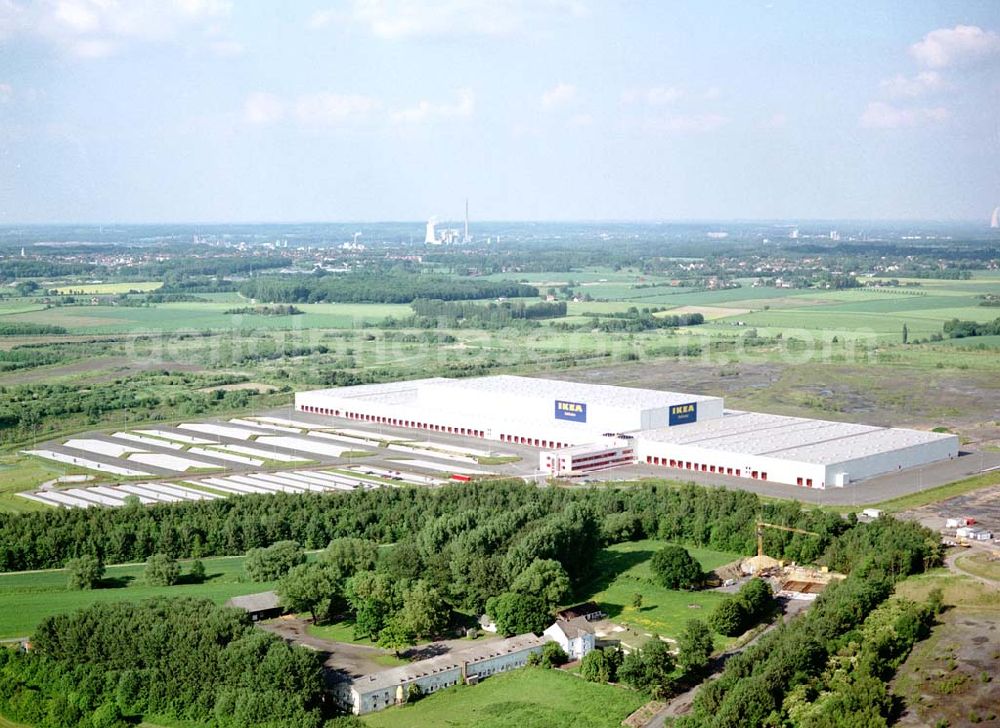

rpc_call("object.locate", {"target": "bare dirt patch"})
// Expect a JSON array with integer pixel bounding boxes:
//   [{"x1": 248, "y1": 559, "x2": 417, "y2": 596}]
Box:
[
  {"x1": 0, "y1": 356, "x2": 205, "y2": 385},
  {"x1": 893, "y1": 608, "x2": 1000, "y2": 727}
]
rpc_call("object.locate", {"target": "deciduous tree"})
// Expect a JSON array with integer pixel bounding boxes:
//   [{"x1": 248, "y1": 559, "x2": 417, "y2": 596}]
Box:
[
  {"x1": 650, "y1": 545, "x2": 703, "y2": 590},
  {"x1": 708, "y1": 597, "x2": 747, "y2": 637},
  {"x1": 510, "y1": 558, "x2": 571, "y2": 609},
  {"x1": 618, "y1": 636, "x2": 675, "y2": 695},
  {"x1": 278, "y1": 563, "x2": 340, "y2": 623},
  {"x1": 397, "y1": 580, "x2": 448, "y2": 639},
  {"x1": 144, "y1": 553, "x2": 180, "y2": 586},
  {"x1": 66, "y1": 555, "x2": 104, "y2": 590},
  {"x1": 244, "y1": 540, "x2": 305, "y2": 582},
  {"x1": 377, "y1": 618, "x2": 415, "y2": 658},
  {"x1": 485, "y1": 592, "x2": 551, "y2": 636},
  {"x1": 677, "y1": 619, "x2": 714, "y2": 675}
]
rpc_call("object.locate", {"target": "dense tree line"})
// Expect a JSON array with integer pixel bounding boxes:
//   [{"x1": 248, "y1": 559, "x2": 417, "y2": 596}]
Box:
[
  {"x1": 942, "y1": 316, "x2": 1000, "y2": 339},
  {"x1": 140, "y1": 292, "x2": 208, "y2": 303},
  {"x1": 132, "y1": 255, "x2": 289, "y2": 280},
  {"x1": 554, "y1": 308, "x2": 705, "y2": 333},
  {"x1": 377, "y1": 298, "x2": 567, "y2": 328},
  {"x1": 0, "y1": 349, "x2": 64, "y2": 373},
  {"x1": 896, "y1": 268, "x2": 973, "y2": 279},
  {"x1": 239, "y1": 274, "x2": 539, "y2": 304},
  {"x1": 676, "y1": 516, "x2": 941, "y2": 728},
  {"x1": 707, "y1": 578, "x2": 775, "y2": 636},
  {"x1": 223, "y1": 305, "x2": 303, "y2": 316},
  {"x1": 0, "y1": 322, "x2": 67, "y2": 336},
  {"x1": 784, "y1": 594, "x2": 938, "y2": 726},
  {"x1": 0, "y1": 481, "x2": 850, "y2": 573},
  {"x1": 0, "y1": 260, "x2": 102, "y2": 281},
  {"x1": 0, "y1": 598, "x2": 327, "y2": 727}
]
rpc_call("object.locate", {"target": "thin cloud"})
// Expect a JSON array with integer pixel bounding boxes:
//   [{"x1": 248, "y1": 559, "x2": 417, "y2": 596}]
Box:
[
  {"x1": 1, "y1": 0, "x2": 235, "y2": 58},
  {"x1": 0, "y1": 83, "x2": 11, "y2": 103},
  {"x1": 209, "y1": 39, "x2": 244, "y2": 57},
  {"x1": 622, "y1": 86, "x2": 684, "y2": 105},
  {"x1": 244, "y1": 92, "x2": 285, "y2": 125},
  {"x1": 910, "y1": 25, "x2": 1000, "y2": 68},
  {"x1": 348, "y1": 0, "x2": 586, "y2": 40},
  {"x1": 295, "y1": 93, "x2": 380, "y2": 125},
  {"x1": 644, "y1": 113, "x2": 729, "y2": 134},
  {"x1": 541, "y1": 82, "x2": 577, "y2": 109},
  {"x1": 880, "y1": 71, "x2": 946, "y2": 98},
  {"x1": 391, "y1": 88, "x2": 474, "y2": 124},
  {"x1": 307, "y1": 9, "x2": 341, "y2": 30},
  {"x1": 859, "y1": 101, "x2": 950, "y2": 129}
]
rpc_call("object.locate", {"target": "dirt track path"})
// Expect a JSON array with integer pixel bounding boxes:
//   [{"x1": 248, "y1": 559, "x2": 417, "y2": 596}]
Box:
[
  {"x1": 643, "y1": 599, "x2": 812, "y2": 727},
  {"x1": 945, "y1": 546, "x2": 1000, "y2": 587}
]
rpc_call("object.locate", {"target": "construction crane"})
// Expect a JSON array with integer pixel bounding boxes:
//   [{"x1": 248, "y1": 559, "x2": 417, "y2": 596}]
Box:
[{"x1": 756, "y1": 521, "x2": 819, "y2": 559}]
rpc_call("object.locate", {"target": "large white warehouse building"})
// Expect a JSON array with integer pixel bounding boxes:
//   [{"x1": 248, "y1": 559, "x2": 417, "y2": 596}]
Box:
[{"x1": 296, "y1": 375, "x2": 958, "y2": 489}]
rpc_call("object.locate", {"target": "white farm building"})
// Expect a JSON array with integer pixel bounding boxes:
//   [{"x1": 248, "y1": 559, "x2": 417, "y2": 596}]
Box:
[{"x1": 295, "y1": 375, "x2": 958, "y2": 490}]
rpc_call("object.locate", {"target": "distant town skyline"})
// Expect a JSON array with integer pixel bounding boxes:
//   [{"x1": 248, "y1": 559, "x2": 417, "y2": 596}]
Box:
[{"x1": 1, "y1": 1, "x2": 999, "y2": 224}]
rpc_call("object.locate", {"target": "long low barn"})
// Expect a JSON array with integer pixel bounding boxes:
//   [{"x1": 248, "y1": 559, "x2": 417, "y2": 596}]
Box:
[{"x1": 295, "y1": 375, "x2": 958, "y2": 489}]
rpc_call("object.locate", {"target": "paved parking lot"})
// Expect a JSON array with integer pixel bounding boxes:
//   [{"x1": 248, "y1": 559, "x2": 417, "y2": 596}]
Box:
[{"x1": 580, "y1": 451, "x2": 1000, "y2": 506}]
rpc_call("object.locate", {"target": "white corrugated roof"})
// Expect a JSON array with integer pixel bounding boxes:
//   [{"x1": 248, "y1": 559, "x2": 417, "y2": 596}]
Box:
[
  {"x1": 638, "y1": 410, "x2": 955, "y2": 465},
  {"x1": 426, "y1": 375, "x2": 720, "y2": 410},
  {"x1": 305, "y1": 378, "x2": 448, "y2": 401}
]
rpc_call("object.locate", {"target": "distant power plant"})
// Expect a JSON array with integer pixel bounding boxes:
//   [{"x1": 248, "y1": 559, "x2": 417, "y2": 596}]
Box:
[{"x1": 424, "y1": 200, "x2": 473, "y2": 244}]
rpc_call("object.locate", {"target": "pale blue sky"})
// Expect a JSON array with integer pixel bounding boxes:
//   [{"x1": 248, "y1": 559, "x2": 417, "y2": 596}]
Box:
[{"x1": 1, "y1": 1, "x2": 998, "y2": 223}]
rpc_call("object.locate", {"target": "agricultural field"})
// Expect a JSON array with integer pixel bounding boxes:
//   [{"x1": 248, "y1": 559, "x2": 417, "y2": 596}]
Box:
[
  {"x1": 576, "y1": 539, "x2": 739, "y2": 643},
  {"x1": 361, "y1": 666, "x2": 646, "y2": 728},
  {"x1": 0, "y1": 300, "x2": 410, "y2": 334},
  {"x1": 1, "y1": 258, "x2": 998, "y2": 515},
  {"x1": 52, "y1": 281, "x2": 163, "y2": 295},
  {"x1": 0, "y1": 553, "x2": 273, "y2": 639}
]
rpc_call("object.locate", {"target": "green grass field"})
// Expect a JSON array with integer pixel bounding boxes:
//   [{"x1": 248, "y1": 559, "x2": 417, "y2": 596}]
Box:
[
  {"x1": 0, "y1": 454, "x2": 99, "y2": 514},
  {"x1": 52, "y1": 281, "x2": 163, "y2": 294},
  {"x1": 307, "y1": 618, "x2": 378, "y2": 646},
  {"x1": 0, "y1": 301, "x2": 410, "y2": 334},
  {"x1": 0, "y1": 554, "x2": 272, "y2": 639},
  {"x1": 361, "y1": 666, "x2": 646, "y2": 728},
  {"x1": 955, "y1": 552, "x2": 1000, "y2": 582},
  {"x1": 575, "y1": 540, "x2": 739, "y2": 643}
]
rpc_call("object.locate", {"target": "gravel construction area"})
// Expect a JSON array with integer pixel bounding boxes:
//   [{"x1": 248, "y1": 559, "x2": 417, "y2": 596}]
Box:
[{"x1": 898, "y1": 482, "x2": 1000, "y2": 535}]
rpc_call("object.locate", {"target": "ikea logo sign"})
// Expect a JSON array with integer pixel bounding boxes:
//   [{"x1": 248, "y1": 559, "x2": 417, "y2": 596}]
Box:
[
  {"x1": 555, "y1": 400, "x2": 587, "y2": 423},
  {"x1": 669, "y1": 402, "x2": 697, "y2": 426}
]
